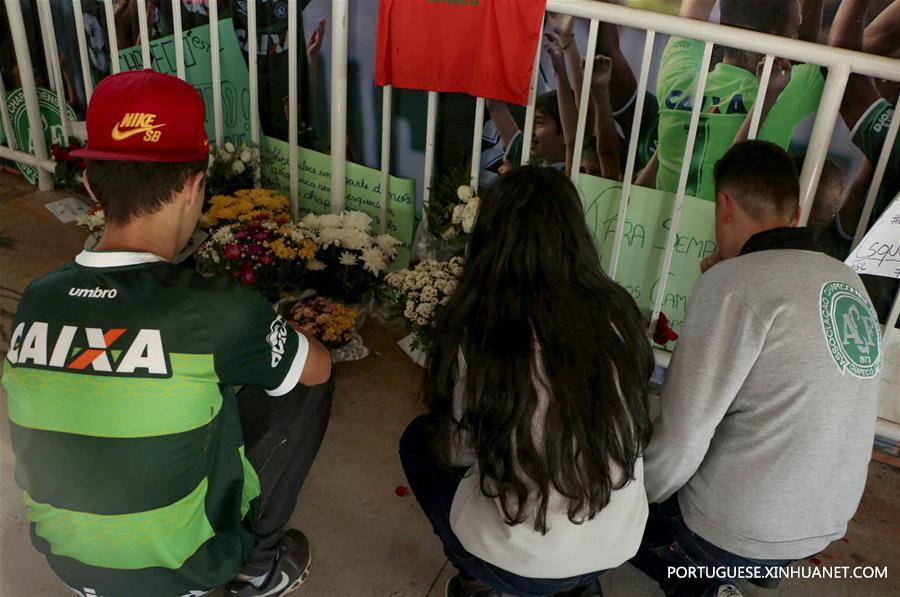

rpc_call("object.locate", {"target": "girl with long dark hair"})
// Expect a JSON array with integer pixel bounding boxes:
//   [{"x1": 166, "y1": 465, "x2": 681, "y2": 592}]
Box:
[{"x1": 399, "y1": 166, "x2": 654, "y2": 596}]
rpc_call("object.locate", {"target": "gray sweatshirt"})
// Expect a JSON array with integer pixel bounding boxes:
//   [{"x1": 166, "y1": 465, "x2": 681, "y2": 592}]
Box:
[{"x1": 644, "y1": 237, "x2": 883, "y2": 560}]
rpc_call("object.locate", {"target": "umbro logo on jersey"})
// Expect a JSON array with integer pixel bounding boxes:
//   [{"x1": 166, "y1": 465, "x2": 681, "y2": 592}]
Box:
[
  {"x1": 70, "y1": 286, "x2": 118, "y2": 299},
  {"x1": 7, "y1": 321, "x2": 169, "y2": 376}
]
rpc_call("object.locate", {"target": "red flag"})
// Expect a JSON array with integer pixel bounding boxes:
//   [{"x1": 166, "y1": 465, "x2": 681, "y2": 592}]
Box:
[{"x1": 376, "y1": 0, "x2": 547, "y2": 105}]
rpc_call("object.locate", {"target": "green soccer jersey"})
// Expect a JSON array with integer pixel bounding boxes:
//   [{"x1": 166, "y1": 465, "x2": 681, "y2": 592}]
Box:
[
  {"x1": 656, "y1": 37, "x2": 825, "y2": 201},
  {"x1": 4, "y1": 250, "x2": 309, "y2": 597}
]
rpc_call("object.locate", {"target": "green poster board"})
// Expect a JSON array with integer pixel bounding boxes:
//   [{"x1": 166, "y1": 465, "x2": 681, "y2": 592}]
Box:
[
  {"x1": 118, "y1": 19, "x2": 251, "y2": 146},
  {"x1": 577, "y1": 174, "x2": 718, "y2": 349},
  {"x1": 6, "y1": 87, "x2": 77, "y2": 185},
  {"x1": 261, "y1": 136, "x2": 416, "y2": 269}
]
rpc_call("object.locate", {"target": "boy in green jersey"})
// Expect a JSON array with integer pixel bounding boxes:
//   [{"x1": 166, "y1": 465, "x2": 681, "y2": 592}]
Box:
[
  {"x1": 4, "y1": 70, "x2": 332, "y2": 597},
  {"x1": 655, "y1": 0, "x2": 825, "y2": 201}
]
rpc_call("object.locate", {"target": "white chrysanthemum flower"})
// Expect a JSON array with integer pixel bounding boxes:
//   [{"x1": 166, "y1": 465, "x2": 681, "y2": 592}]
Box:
[
  {"x1": 360, "y1": 247, "x2": 387, "y2": 275},
  {"x1": 340, "y1": 228, "x2": 371, "y2": 251},
  {"x1": 343, "y1": 210, "x2": 373, "y2": 232},
  {"x1": 339, "y1": 251, "x2": 358, "y2": 266},
  {"x1": 317, "y1": 227, "x2": 343, "y2": 248},
  {"x1": 457, "y1": 185, "x2": 474, "y2": 203},
  {"x1": 261, "y1": 221, "x2": 278, "y2": 230},
  {"x1": 375, "y1": 234, "x2": 401, "y2": 256},
  {"x1": 307, "y1": 259, "x2": 326, "y2": 271},
  {"x1": 240, "y1": 148, "x2": 252, "y2": 163},
  {"x1": 300, "y1": 213, "x2": 320, "y2": 229},
  {"x1": 224, "y1": 142, "x2": 236, "y2": 153},
  {"x1": 211, "y1": 225, "x2": 235, "y2": 244},
  {"x1": 317, "y1": 213, "x2": 343, "y2": 229},
  {"x1": 232, "y1": 160, "x2": 246, "y2": 174},
  {"x1": 207, "y1": 153, "x2": 215, "y2": 170},
  {"x1": 441, "y1": 226, "x2": 457, "y2": 241}
]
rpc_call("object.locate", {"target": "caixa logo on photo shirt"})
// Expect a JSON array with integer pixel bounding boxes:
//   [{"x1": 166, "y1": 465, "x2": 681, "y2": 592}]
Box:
[{"x1": 6, "y1": 321, "x2": 171, "y2": 378}]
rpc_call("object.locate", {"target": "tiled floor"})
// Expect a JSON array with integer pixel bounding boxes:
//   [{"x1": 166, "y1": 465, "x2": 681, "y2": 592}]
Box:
[{"x1": 1, "y1": 172, "x2": 898, "y2": 596}]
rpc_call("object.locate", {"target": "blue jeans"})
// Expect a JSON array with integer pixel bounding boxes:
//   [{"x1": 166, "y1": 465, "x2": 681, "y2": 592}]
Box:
[
  {"x1": 399, "y1": 415, "x2": 603, "y2": 597},
  {"x1": 630, "y1": 496, "x2": 793, "y2": 596}
]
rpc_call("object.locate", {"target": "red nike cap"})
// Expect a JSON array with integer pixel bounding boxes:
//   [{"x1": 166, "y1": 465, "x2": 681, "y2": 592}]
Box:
[{"x1": 70, "y1": 70, "x2": 209, "y2": 162}]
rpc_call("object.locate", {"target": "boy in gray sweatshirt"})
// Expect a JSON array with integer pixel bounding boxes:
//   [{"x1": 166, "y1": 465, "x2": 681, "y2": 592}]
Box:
[{"x1": 634, "y1": 141, "x2": 883, "y2": 596}]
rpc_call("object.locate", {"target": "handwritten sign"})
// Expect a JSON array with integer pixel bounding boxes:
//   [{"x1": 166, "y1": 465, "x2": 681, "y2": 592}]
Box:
[
  {"x1": 261, "y1": 136, "x2": 415, "y2": 268},
  {"x1": 577, "y1": 174, "x2": 718, "y2": 350},
  {"x1": 845, "y1": 195, "x2": 900, "y2": 279},
  {"x1": 118, "y1": 19, "x2": 251, "y2": 146}
]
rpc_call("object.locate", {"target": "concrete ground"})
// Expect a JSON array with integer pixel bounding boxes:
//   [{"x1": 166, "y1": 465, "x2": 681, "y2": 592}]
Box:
[{"x1": 1, "y1": 171, "x2": 898, "y2": 596}]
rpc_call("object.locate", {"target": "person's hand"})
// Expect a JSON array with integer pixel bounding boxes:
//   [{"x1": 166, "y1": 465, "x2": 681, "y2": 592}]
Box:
[
  {"x1": 547, "y1": 13, "x2": 574, "y2": 37},
  {"x1": 759, "y1": 57, "x2": 793, "y2": 100},
  {"x1": 590, "y1": 55, "x2": 613, "y2": 88},
  {"x1": 544, "y1": 32, "x2": 566, "y2": 73},
  {"x1": 700, "y1": 251, "x2": 723, "y2": 273},
  {"x1": 307, "y1": 18, "x2": 326, "y2": 61}
]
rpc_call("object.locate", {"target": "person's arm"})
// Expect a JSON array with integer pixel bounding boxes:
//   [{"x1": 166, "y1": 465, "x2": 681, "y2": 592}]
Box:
[
  {"x1": 643, "y1": 277, "x2": 767, "y2": 504},
  {"x1": 547, "y1": 13, "x2": 587, "y2": 112},
  {"x1": 634, "y1": 149, "x2": 658, "y2": 187},
  {"x1": 733, "y1": 58, "x2": 793, "y2": 144},
  {"x1": 798, "y1": 0, "x2": 825, "y2": 44},
  {"x1": 214, "y1": 287, "x2": 333, "y2": 393},
  {"x1": 306, "y1": 18, "x2": 326, "y2": 130},
  {"x1": 596, "y1": 20, "x2": 638, "y2": 112},
  {"x1": 546, "y1": 32, "x2": 579, "y2": 175},
  {"x1": 864, "y1": 0, "x2": 900, "y2": 57},
  {"x1": 830, "y1": 0, "x2": 883, "y2": 129},
  {"x1": 485, "y1": 99, "x2": 520, "y2": 151},
  {"x1": 679, "y1": 0, "x2": 717, "y2": 21},
  {"x1": 591, "y1": 55, "x2": 622, "y2": 181}
]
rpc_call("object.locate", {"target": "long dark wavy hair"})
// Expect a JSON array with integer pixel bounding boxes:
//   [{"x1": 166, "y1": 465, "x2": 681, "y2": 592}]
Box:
[{"x1": 425, "y1": 166, "x2": 654, "y2": 534}]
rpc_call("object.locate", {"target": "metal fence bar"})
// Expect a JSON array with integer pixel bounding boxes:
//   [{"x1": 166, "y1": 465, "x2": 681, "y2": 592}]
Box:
[
  {"x1": 798, "y1": 65, "x2": 851, "y2": 226},
  {"x1": 521, "y1": 20, "x2": 544, "y2": 166},
  {"x1": 103, "y1": 0, "x2": 120, "y2": 74},
  {"x1": 288, "y1": 0, "x2": 299, "y2": 220},
  {"x1": 747, "y1": 54, "x2": 774, "y2": 140},
  {"x1": 72, "y1": 0, "x2": 94, "y2": 101},
  {"x1": 136, "y1": 0, "x2": 151, "y2": 68},
  {"x1": 5, "y1": 0, "x2": 53, "y2": 190},
  {"x1": 38, "y1": 2, "x2": 56, "y2": 93},
  {"x1": 248, "y1": 0, "x2": 260, "y2": 184},
  {"x1": 852, "y1": 91, "x2": 900, "y2": 247},
  {"x1": 608, "y1": 29, "x2": 655, "y2": 280},
  {"x1": 171, "y1": 0, "x2": 185, "y2": 80},
  {"x1": 570, "y1": 18, "x2": 599, "y2": 183},
  {"x1": 36, "y1": 1, "x2": 70, "y2": 145},
  {"x1": 330, "y1": 0, "x2": 350, "y2": 213},
  {"x1": 422, "y1": 91, "x2": 439, "y2": 207},
  {"x1": 209, "y1": 1, "x2": 223, "y2": 147},
  {"x1": 547, "y1": 0, "x2": 899, "y2": 82},
  {"x1": 470, "y1": 96, "x2": 485, "y2": 188},
  {"x1": 379, "y1": 85, "x2": 393, "y2": 235},
  {"x1": 651, "y1": 40, "x2": 715, "y2": 326}
]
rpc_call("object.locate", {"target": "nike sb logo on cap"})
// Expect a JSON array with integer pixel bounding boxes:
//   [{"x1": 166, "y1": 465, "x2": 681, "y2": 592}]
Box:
[{"x1": 111, "y1": 112, "x2": 166, "y2": 143}]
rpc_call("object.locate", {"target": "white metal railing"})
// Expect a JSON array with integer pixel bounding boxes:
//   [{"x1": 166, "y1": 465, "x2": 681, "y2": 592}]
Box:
[{"x1": 2, "y1": 0, "x2": 899, "y2": 351}]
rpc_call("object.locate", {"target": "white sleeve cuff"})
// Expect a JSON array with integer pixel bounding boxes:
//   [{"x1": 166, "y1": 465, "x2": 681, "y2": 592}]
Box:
[{"x1": 265, "y1": 330, "x2": 310, "y2": 396}]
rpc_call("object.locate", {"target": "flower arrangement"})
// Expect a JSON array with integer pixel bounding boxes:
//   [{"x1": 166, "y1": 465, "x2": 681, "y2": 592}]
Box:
[
  {"x1": 286, "y1": 297, "x2": 359, "y2": 349},
  {"x1": 205, "y1": 142, "x2": 260, "y2": 200},
  {"x1": 202, "y1": 188, "x2": 291, "y2": 227},
  {"x1": 50, "y1": 138, "x2": 87, "y2": 189},
  {"x1": 197, "y1": 189, "x2": 318, "y2": 301},
  {"x1": 384, "y1": 256, "x2": 464, "y2": 352},
  {"x1": 297, "y1": 210, "x2": 401, "y2": 303}
]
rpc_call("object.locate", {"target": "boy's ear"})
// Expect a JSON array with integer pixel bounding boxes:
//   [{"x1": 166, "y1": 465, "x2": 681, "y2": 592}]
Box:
[
  {"x1": 183, "y1": 170, "x2": 206, "y2": 211},
  {"x1": 789, "y1": 204, "x2": 801, "y2": 227},
  {"x1": 716, "y1": 190, "x2": 734, "y2": 222}
]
